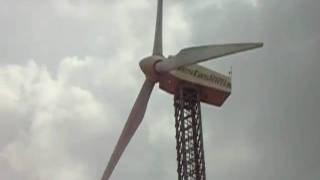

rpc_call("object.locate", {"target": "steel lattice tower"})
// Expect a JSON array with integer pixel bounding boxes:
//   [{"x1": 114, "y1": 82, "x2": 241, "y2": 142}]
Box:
[
  {"x1": 174, "y1": 87, "x2": 206, "y2": 180},
  {"x1": 100, "y1": 0, "x2": 263, "y2": 179}
]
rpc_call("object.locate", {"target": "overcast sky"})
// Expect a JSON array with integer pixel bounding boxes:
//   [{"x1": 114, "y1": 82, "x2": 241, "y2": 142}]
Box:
[{"x1": 0, "y1": 0, "x2": 319, "y2": 180}]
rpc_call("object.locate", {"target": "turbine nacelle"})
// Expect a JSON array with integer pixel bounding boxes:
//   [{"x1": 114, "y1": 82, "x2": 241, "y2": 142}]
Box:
[
  {"x1": 101, "y1": 0, "x2": 263, "y2": 179},
  {"x1": 139, "y1": 55, "x2": 165, "y2": 82}
]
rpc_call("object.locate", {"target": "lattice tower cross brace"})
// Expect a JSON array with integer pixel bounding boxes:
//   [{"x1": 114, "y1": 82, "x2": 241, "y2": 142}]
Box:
[{"x1": 174, "y1": 87, "x2": 206, "y2": 180}]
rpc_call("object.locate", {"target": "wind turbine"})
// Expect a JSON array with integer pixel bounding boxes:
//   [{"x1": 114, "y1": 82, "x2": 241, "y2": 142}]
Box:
[{"x1": 101, "y1": 0, "x2": 263, "y2": 179}]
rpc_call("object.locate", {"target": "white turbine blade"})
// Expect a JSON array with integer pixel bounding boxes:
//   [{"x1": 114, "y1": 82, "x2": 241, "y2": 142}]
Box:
[
  {"x1": 101, "y1": 79, "x2": 155, "y2": 180},
  {"x1": 155, "y1": 43, "x2": 263, "y2": 73},
  {"x1": 153, "y1": 0, "x2": 163, "y2": 56}
]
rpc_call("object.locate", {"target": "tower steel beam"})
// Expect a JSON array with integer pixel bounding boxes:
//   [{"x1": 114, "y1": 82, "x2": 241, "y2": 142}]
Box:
[{"x1": 174, "y1": 87, "x2": 206, "y2": 180}]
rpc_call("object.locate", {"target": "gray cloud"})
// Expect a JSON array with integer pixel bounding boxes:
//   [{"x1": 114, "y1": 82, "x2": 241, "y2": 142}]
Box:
[{"x1": 0, "y1": 0, "x2": 319, "y2": 180}]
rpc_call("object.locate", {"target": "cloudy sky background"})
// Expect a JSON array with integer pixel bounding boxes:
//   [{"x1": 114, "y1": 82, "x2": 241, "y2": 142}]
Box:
[{"x1": 0, "y1": 0, "x2": 319, "y2": 179}]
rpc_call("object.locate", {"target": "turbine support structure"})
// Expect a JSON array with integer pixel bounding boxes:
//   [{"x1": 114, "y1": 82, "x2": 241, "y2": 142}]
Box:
[{"x1": 174, "y1": 86, "x2": 206, "y2": 180}]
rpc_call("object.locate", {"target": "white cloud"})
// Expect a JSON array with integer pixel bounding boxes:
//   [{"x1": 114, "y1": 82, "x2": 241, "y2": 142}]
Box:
[
  {"x1": 164, "y1": 4, "x2": 191, "y2": 55},
  {"x1": 0, "y1": 58, "x2": 115, "y2": 179},
  {"x1": 1, "y1": 0, "x2": 320, "y2": 180},
  {"x1": 147, "y1": 111, "x2": 173, "y2": 144}
]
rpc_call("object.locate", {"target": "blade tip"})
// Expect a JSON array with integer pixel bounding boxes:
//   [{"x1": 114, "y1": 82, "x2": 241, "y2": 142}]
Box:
[{"x1": 256, "y1": 42, "x2": 264, "y2": 47}]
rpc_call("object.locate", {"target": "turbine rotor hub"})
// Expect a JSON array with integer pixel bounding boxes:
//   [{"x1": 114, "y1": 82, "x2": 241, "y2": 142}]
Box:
[{"x1": 139, "y1": 56, "x2": 164, "y2": 82}]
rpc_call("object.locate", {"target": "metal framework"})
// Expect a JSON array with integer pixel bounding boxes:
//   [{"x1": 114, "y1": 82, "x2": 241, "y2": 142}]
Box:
[{"x1": 174, "y1": 87, "x2": 206, "y2": 180}]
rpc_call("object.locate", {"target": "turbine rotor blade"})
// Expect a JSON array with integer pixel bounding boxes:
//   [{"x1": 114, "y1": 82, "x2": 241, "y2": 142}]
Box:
[
  {"x1": 153, "y1": 0, "x2": 163, "y2": 56},
  {"x1": 155, "y1": 43, "x2": 263, "y2": 73},
  {"x1": 101, "y1": 79, "x2": 155, "y2": 180}
]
